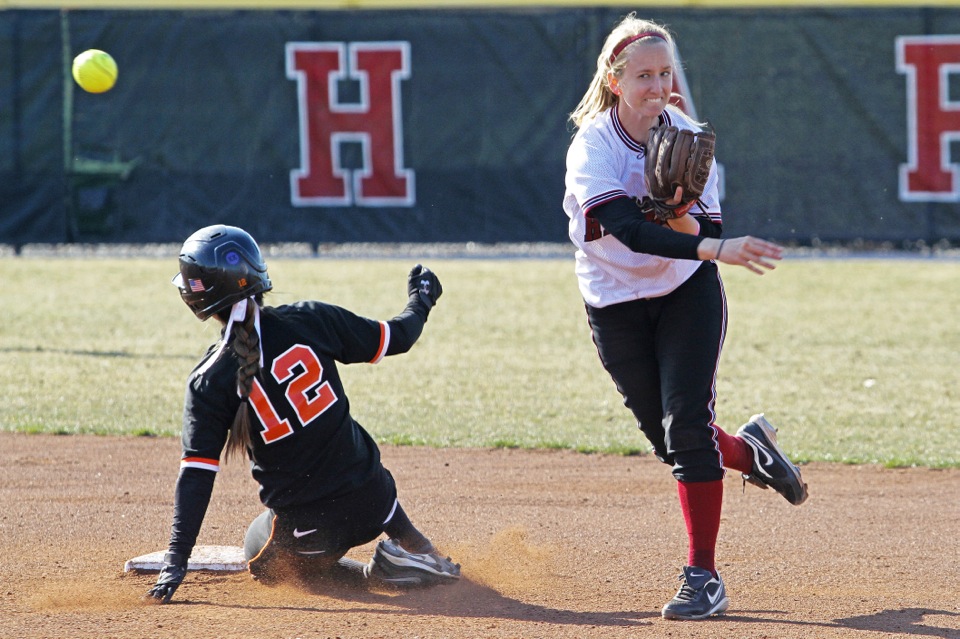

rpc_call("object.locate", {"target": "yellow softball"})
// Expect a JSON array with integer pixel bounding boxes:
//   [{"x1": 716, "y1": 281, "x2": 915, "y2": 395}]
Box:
[{"x1": 72, "y1": 49, "x2": 118, "y2": 94}]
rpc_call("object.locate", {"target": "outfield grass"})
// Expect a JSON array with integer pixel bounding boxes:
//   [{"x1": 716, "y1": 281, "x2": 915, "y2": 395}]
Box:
[{"x1": 2, "y1": 256, "x2": 958, "y2": 468}]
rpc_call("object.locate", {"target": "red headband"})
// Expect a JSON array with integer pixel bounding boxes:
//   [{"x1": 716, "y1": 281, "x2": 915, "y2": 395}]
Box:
[{"x1": 608, "y1": 31, "x2": 667, "y2": 64}]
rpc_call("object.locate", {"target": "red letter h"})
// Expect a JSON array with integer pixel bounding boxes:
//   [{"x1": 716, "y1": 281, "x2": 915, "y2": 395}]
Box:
[
  {"x1": 287, "y1": 41, "x2": 414, "y2": 206},
  {"x1": 897, "y1": 36, "x2": 960, "y2": 201}
]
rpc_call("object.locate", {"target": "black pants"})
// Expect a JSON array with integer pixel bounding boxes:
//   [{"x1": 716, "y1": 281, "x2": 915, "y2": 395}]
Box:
[
  {"x1": 244, "y1": 464, "x2": 398, "y2": 565},
  {"x1": 586, "y1": 261, "x2": 726, "y2": 483}
]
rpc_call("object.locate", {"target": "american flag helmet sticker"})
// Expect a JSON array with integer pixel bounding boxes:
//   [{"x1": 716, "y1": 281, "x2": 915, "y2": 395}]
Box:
[{"x1": 188, "y1": 278, "x2": 206, "y2": 292}]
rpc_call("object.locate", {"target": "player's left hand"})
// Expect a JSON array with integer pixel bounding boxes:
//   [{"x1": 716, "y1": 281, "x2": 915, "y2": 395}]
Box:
[
  {"x1": 714, "y1": 236, "x2": 783, "y2": 275},
  {"x1": 143, "y1": 553, "x2": 188, "y2": 604},
  {"x1": 408, "y1": 264, "x2": 443, "y2": 309}
]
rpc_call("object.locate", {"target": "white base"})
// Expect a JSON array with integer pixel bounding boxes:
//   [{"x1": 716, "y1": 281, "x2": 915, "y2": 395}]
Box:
[{"x1": 124, "y1": 545, "x2": 248, "y2": 572}]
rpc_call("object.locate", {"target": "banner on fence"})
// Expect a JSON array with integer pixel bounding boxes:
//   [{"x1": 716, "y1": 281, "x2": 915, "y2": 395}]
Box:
[{"x1": 0, "y1": 7, "x2": 958, "y2": 245}]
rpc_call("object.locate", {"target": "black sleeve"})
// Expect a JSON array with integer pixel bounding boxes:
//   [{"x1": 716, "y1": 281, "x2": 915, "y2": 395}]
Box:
[
  {"x1": 590, "y1": 197, "x2": 705, "y2": 260},
  {"x1": 167, "y1": 467, "x2": 216, "y2": 557},
  {"x1": 385, "y1": 296, "x2": 429, "y2": 356},
  {"x1": 691, "y1": 212, "x2": 723, "y2": 239}
]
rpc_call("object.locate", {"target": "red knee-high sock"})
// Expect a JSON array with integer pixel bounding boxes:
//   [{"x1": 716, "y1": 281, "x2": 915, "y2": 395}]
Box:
[
  {"x1": 714, "y1": 426, "x2": 753, "y2": 474},
  {"x1": 677, "y1": 479, "x2": 723, "y2": 576}
]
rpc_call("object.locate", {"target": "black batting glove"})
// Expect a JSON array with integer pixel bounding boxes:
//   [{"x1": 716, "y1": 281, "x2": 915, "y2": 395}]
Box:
[
  {"x1": 143, "y1": 552, "x2": 188, "y2": 604},
  {"x1": 407, "y1": 264, "x2": 442, "y2": 309}
]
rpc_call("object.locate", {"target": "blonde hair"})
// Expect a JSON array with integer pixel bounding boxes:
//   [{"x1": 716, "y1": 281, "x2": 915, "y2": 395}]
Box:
[{"x1": 569, "y1": 13, "x2": 676, "y2": 129}]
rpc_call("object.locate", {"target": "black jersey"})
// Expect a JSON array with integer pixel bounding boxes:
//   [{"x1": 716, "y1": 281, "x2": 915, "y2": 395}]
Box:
[{"x1": 180, "y1": 301, "x2": 394, "y2": 510}]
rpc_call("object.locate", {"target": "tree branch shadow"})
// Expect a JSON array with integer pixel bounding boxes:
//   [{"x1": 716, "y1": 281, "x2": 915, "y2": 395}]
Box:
[
  {"x1": 836, "y1": 608, "x2": 960, "y2": 638},
  {"x1": 720, "y1": 607, "x2": 960, "y2": 638}
]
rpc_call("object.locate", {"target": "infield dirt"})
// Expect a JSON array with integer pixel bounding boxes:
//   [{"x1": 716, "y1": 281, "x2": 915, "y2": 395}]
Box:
[{"x1": 1, "y1": 432, "x2": 957, "y2": 639}]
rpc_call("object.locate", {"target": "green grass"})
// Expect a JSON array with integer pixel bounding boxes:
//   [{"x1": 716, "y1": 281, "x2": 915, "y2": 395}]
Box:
[{"x1": 2, "y1": 256, "x2": 958, "y2": 468}]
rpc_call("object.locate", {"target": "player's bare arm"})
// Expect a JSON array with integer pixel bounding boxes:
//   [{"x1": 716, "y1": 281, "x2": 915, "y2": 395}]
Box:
[
  {"x1": 663, "y1": 186, "x2": 701, "y2": 236},
  {"x1": 665, "y1": 215, "x2": 700, "y2": 235},
  {"x1": 699, "y1": 236, "x2": 783, "y2": 274},
  {"x1": 667, "y1": 180, "x2": 781, "y2": 273}
]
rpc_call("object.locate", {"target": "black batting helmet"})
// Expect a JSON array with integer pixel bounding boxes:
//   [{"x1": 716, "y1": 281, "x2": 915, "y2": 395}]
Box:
[{"x1": 172, "y1": 225, "x2": 272, "y2": 321}]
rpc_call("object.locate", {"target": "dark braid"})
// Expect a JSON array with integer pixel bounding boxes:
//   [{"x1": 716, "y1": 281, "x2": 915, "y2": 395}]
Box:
[
  {"x1": 231, "y1": 301, "x2": 261, "y2": 400},
  {"x1": 224, "y1": 298, "x2": 260, "y2": 462}
]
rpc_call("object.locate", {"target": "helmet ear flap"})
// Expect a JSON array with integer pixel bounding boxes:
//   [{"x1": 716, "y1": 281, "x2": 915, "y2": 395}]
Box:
[{"x1": 174, "y1": 225, "x2": 272, "y2": 321}]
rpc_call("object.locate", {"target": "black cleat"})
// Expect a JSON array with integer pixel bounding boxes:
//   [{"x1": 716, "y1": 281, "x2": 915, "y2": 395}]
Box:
[
  {"x1": 737, "y1": 413, "x2": 809, "y2": 505},
  {"x1": 661, "y1": 566, "x2": 729, "y2": 620}
]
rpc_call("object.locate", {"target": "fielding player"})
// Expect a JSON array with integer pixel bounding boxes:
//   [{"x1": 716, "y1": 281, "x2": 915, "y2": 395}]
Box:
[
  {"x1": 563, "y1": 14, "x2": 808, "y2": 620},
  {"x1": 145, "y1": 225, "x2": 460, "y2": 603}
]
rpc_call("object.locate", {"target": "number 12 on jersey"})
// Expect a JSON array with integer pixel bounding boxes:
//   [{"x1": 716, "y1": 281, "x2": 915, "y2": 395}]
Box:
[{"x1": 248, "y1": 344, "x2": 339, "y2": 444}]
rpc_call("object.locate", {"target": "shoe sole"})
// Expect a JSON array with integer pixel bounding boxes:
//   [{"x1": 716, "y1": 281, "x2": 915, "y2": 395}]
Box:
[
  {"x1": 662, "y1": 597, "x2": 730, "y2": 620},
  {"x1": 379, "y1": 552, "x2": 459, "y2": 578},
  {"x1": 739, "y1": 415, "x2": 808, "y2": 506},
  {"x1": 365, "y1": 560, "x2": 434, "y2": 586},
  {"x1": 367, "y1": 566, "x2": 457, "y2": 586}
]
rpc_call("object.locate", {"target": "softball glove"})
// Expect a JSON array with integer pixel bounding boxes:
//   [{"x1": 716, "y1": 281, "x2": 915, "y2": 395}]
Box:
[{"x1": 639, "y1": 124, "x2": 716, "y2": 223}]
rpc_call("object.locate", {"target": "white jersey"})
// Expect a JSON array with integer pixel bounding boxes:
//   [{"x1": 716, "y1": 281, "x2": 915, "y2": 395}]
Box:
[{"x1": 563, "y1": 105, "x2": 722, "y2": 308}]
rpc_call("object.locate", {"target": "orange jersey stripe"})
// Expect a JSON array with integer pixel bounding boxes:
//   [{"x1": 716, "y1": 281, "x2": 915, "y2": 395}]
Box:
[
  {"x1": 370, "y1": 321, "x2": 390, "y2": 364},
  {"x1": 180, "y1": 456, "x2": 220, "y2": 472}
]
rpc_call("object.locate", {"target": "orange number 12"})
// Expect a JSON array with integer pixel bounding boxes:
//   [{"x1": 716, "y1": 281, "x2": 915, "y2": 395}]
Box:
[{"x1": 248, "y1": 344, "x2": 338, "y2": 444}]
